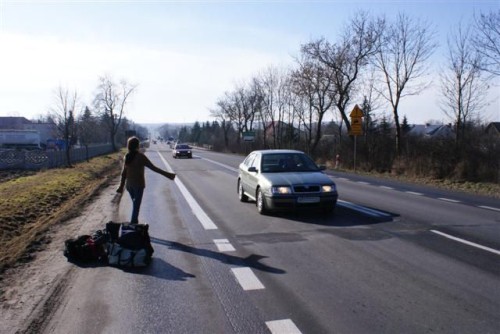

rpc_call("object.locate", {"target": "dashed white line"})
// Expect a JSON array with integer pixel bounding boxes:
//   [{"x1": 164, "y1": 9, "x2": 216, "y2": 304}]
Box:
[
  {"x1": 158, "y1": 152, "x2": 218, "y2": 230},
  {"x1": 231, "y1": 267, "x2": 265, "y2": 290},
  {"x1": 438, "y1": 197, "x2": 460, "y2": 203},
  {"x1": 357, "y1": 181, "x2": 370, "y2": 185},
  {"x1": 266, "y1": 319, "x2": 302, "y2": 334},
  {"x1": 199, "y1": 157, "x2": 239, "y2": 172},
  {"x1": 406, "y1": 191, "x2": 423, "y2": 196},
  {"x1": 478, "y1": 205, "x2": 500, "y2": 212},
  {"x1": 379, "y1": 186, "x2": 394, "y2": 190},
  {"x1": 213, "y1": 239, "x2": 235, "y2": 252},
  {"x1": 430, "y1": 230, "x2": 500, "y2": 256}
]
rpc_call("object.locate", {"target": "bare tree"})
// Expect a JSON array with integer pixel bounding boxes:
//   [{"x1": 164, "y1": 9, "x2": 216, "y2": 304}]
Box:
[
  {"x1": 374, "y1": 13, "x2": 437, "y2": 154},
  {"x1": 358, "y1": 66, "x2": 383, "y2": 142},
  {"x1": 473, "y1": 10, "x2": 500, "y2": 76},
  {"x1": 440, "y1": 23, "x2": 490, "y2": 144},
  {"x1": 256, "y1": 66, "x2": 290, "y2": 148},
  {"x1": 209, "y1": 98, "x2": 233, "y2": 149},
  {"x1": 217, "y1": 90, "x2": 245, "y2": 145},
  {"x1": 93, "y1": 75, "x2": 136, "y2": 151},
  {"x1": 291, "y1": 54, "x2": 335, "y2": 155},
  {"x1": 50, "y1": 86, "x2": 79, "y2": 167},
  {"x1": 301, "y1": 11, "x2": 385, "y2": 133}
]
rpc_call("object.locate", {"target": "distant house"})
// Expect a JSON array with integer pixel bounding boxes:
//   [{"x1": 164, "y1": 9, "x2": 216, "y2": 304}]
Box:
[
  {"x1": 485, "y1": 122, "x2": 500, "y2": 137},
  {"x1": 407, "y1": 124, "x2": 454, "y2": 139},
  {"x1": 264, "y1": 121, "x2": 302, "y2": 140},
  {"x1": 0, "y1": 117, "x2": 57, "y2": 148},
  {"x1": 0, "y1": 116, "x2": 32, "y2": 129}
]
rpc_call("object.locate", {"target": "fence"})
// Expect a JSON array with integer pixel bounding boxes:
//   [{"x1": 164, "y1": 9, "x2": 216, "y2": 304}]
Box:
[{"x1": 0, "y1": 144, "x2": 114, "y2": 170}]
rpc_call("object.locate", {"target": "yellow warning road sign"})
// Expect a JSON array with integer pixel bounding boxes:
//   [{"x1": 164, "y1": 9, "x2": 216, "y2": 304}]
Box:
[{"x1": 350, "y1": 104, "x2": 364, "y2": 118}]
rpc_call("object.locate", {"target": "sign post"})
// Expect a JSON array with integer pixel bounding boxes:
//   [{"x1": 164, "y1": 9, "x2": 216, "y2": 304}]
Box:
[
  {"x1": 242, "y1": 131, "x2": 255, "y2": 142},
  {"x1": 348, "y1": 105, "x2": 364, "y2": 172}
]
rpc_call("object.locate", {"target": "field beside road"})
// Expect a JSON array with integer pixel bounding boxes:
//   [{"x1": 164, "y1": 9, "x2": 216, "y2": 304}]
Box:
[{"x1": 0, "y1": 153, "x2": 122, "y2": 275}]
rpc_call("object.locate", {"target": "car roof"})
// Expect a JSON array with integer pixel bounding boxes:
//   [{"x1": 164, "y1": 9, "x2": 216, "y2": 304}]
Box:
[{"x1": 251, "y1": 149, "x2": 304, "y2": 155}]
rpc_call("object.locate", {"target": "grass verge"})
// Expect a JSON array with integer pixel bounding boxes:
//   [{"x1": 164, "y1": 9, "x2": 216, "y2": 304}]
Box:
[{"x1": 0, "y1": 153, "x2": 122, "y2": 274}]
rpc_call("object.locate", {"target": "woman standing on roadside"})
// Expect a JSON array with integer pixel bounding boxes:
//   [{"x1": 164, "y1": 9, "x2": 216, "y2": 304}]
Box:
[{"x1": 117, "y1": 136, "x2": 176, "y2": 224}]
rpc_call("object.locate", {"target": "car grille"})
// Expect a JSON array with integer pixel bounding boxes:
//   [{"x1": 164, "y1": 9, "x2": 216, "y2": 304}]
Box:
[{"x1": 293, "y1": 185, "x2": 320, "y2": 193}]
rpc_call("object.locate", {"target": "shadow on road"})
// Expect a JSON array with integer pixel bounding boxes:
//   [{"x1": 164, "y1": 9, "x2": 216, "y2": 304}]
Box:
[
  {"x1": 119, "y1": 257, "x2": 197, "y2": 281},
  {"x1": 150, "y1": 237, "x2": 286, "y2": 275}
]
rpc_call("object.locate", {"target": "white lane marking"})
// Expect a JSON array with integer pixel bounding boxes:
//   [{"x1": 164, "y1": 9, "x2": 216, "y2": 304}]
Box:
[
  {"x1": 336, "y1": 177, "x2": 349, "y2": 181},
  {"x1": 379, "y1": 186, "x2": 394, "y2": 190},
  {"x1": 478, "y1": 205, "x2": 500, "y2": 212},
  {"x1": 357, "y1": 181, "x2": 370, "y2": 185},
  {"x1": 337, "y1": 200, "x2": 392, "y2": 218},
  {"x1": 200, "y1": 156, "x2": 239, "y2": 173},
  {"x1": 430, "y1": 230, "x2": 500, "y2": 256},
  {"x1": 231, "y1": 267, "x2": 265, "y2": 290},
  {"x1": 406, "y1": 191, "x2": 423, "y2": 196},
  {"x1": 266, "y1": 319, "x2": 302, "y2": 334},
  {"x1": 438, "y1": 197, "x2": 460, "y2": 203},
  {"x1": 213, "y1": 239, "x2": 235, "y2": 252},
  {"x1": 157, "y1": 152, "x2": 218, "y2": 230}
]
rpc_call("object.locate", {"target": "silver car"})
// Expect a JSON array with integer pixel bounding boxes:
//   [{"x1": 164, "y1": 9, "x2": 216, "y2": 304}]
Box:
[
  {"x1": 172, "y1": 144, "x2": 192, "y2": 158},
  {"x1": 237, "y1": 149, "x2": 338, "y2": 214}
]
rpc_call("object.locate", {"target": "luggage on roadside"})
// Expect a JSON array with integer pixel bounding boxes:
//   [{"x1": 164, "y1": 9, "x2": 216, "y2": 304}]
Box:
[
  {"x1": 107, "y1": 243, "x2": 151, "y2": 267},
  {"x1": 105, "y1": 221, "x2": 154, "y2": 267},
  {"x1": 63, "y1": 231, "x2": 107, "y2": 263},
  {"x1": 63, "y1": 221, "x2": 154, "y2": 268}
]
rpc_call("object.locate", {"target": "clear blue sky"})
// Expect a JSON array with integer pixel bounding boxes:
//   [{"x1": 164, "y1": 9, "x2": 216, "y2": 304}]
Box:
[{"x1": 0, "y1": 0, "x2": 498, "y2": 125}]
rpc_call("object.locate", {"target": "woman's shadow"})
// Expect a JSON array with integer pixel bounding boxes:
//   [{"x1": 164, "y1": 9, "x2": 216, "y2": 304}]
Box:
[
  {"x1": 150, "y1": 237, "x2": 286, "y2": 275},
  {"x1": 67, "y1": 237, "x2": 286, "y2": 281}
]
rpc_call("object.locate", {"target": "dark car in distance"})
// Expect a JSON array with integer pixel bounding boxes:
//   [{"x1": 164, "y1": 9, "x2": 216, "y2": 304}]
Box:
[
  {"x1": 172, "y1": 144, "x2": 192, "y2": 158},
  {"x1": 237, "y1": 149, "x2": 338, "y2": 214}
]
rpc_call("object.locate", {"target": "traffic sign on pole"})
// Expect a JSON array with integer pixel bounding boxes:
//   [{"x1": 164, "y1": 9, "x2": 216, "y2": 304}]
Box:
[
  {"x1": 349, "y1": 117, "x2": 363, "y2": 136},
  {"x1": 349, "y1": 104, "x2": 364, "y2": 118},
  {"x1": 348, "y1": 105, "x2": 364, "y2": 173}
]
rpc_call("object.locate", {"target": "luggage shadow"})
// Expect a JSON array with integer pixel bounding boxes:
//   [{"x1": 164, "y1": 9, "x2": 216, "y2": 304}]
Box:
[
  {"x1": 150, "y1": 237, "x2": 286, "y2": 275},
  {"x1": 118, "y1": 257, "x2": 196, "y2": 281}
]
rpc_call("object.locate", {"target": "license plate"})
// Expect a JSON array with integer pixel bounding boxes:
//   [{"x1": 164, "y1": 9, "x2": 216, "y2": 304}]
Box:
[{"x1": 297, "y1": 196, "x2": 320, "y2": 203}]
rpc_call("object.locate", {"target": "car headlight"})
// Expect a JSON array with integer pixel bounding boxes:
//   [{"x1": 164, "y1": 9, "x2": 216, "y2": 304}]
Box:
[
  {"x1": 322, "y1": 185, "x2": 335, "y2": 192},
  {"x1": 271, "y1": 186, "x2": 292, "y2": 194}
]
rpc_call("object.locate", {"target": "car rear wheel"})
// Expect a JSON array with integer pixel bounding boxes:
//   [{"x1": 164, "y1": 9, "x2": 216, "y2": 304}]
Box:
[
  {"x1": 238, "y1": 179, "x2": 248, "y2": 202},
  {"x1": 256, "y1": 188, "x2": 268, "y2": 214}
]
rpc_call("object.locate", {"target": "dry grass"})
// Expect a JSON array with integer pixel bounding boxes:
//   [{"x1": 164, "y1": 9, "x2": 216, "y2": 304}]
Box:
[{"x1": 0, "y1": 153, "x2": 122, "y2": 274}]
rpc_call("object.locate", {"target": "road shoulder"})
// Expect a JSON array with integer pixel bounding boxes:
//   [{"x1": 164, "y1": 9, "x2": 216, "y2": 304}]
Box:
[{"x1": 0, "y1": 183, "x2": 121, "y2": 333}]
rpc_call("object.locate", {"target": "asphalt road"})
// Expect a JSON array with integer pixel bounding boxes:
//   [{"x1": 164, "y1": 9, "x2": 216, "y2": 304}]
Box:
[{"x1": 43, "y1": 143, "x2": 500, "y2": 334}]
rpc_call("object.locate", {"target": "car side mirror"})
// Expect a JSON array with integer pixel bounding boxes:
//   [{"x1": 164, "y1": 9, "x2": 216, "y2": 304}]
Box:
[{"x1": 248, "y1": 166, "x2": 258, "y2": 173}]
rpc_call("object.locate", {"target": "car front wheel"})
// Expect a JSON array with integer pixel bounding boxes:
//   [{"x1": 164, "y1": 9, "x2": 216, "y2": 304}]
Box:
[
  {"x1": 238, "y1": 179, "x2": 248, "y2": 202},
  {"x1": 256, "y1": 188, "x2": 268, "y2": 214}
]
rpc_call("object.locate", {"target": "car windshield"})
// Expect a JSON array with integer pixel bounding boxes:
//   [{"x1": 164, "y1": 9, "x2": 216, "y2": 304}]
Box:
[
  {"x1": 176, "y1": 144, "x2": 189, "y2": 149},
  {"x1": 260, "y1": 153, "x2": 319, "y2": 173}
]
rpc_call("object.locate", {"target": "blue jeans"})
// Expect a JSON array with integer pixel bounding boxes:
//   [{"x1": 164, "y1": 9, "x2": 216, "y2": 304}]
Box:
[{"x1": 126, "y1": 185, "x2": 144, "y2": 224}]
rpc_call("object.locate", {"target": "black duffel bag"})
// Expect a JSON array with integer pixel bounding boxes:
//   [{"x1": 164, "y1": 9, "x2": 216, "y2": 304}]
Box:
[{"x1": 105, "y1": 221, "x2": 154, "y2": 267}]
